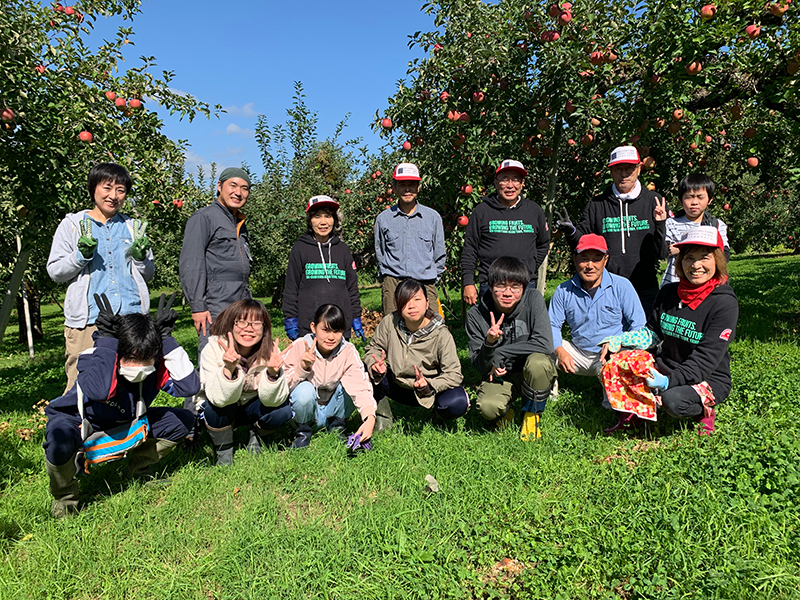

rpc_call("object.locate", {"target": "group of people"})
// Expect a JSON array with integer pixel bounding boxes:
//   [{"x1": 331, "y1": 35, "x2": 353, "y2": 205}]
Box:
[{"x1": 40, "y1": 145, "x2": 738, "y2": 518}]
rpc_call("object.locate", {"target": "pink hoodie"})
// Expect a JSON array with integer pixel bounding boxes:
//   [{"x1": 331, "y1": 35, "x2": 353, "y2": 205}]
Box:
[{"x1": 283, "y1": 334, "x2": 376, "y2": 419}]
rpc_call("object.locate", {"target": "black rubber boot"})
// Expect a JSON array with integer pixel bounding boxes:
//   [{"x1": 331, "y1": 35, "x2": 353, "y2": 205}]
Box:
[
  {"x1": 291, "y1": 423, "x2": 313, "y2": 449},
  {"x1": 246, "y1": 425, "x2": 265, "y2": 456},
  {"x1": 206, "y1": 425, "x2": 235, "y2": 466}
]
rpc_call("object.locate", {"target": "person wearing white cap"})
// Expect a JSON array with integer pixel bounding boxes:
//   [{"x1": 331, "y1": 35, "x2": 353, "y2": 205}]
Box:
[
  {"x1": 374, "y1": 163, "x2": 445, "y2": 315},
  {"x1": 600, "y1": 226, "x2": 738, "y2": 435},
  {"x1": 282, "y1": 195, "x2": 364, "y2": 343},
  {"x1": 555, "y1": 146, "x2": 668, "y2": 315},
  {"x1": 461, "y1": 159, "x2": 550, "y2": 306}
]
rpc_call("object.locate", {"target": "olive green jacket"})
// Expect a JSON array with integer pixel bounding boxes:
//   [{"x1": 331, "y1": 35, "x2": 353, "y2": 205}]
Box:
[{"x1": 364, "y1": 312, "x2": 463, "y2": 409}]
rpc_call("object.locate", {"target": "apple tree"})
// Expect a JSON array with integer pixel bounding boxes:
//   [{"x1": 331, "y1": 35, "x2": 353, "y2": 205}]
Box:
[
  {"x1": 374, "y1": 0, "x2": 799, "y2": 293},
  {"x1": 0, "y1": 0, "x2": 219, "y2": 344}
]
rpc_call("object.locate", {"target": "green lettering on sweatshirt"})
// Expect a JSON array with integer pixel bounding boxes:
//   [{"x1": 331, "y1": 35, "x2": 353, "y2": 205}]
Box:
[
  {"x1": 488, "y1": 219, "x2": 535, "y2": 234},
  {"x1": 602, "y1": 215, "x2": 651, "y2": 234},
  {"x1": 305, "y1": 262, "x2": 346, "y2": 281},
  {"x1": 660, "y1": 313, "x2": 704, "y2": 344}
]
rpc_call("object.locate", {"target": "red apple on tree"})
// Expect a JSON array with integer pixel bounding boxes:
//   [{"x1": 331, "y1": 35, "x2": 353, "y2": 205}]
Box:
[
  {"x1": 115, "y1": 97, "x2": 126, "y2": 109},
  {"x1": 457, "y1": 215, "x2": 469, "y2": 227},
  {"x1": 105, "y1": 91, "x2": 116, "y2": 102},
  {"x1": 558, "y1": 10, "x2": 572, "y2": 25},
  {"x1": 565, "y1": 100, "x2": 576, "y2": 113},
  {"x1": 788, "y1": 61, "x2": 799, "y2": 75},
  {"x1": 723, "y1": 203, "x2": 731, "y2": 211},
  {"x1": 345, "y1": 189, "x2": 351, "y2": 194},
  {"x1": 1, "y1": 108, "x2": 15, "y2": 122},
  {"x1": 672, "y1": 109, "x2": 684, "y2": 120},
  {"x1": 700, "y1": 4, "x2": 716, "y2": 19},
  {"x1": 402, "y1": 141, "x2": 412, "y2": 151},
  {"x1": 64, "y1": 6, "x2": 74, "y2": 15},
  {"x1": 745, "y1": 24, "x2": 760, "y2": 39},
  {"x1": 35, "y1": 64, "x2": 46, "y2": 74},
  {"x1": 686, "y1": 61, "x2": 702, "y2": 75},
  {"x1": 548, "y1": 4, "x2": 561, "y2": 18},
  {"x1": 129, "y1": 98, "x2": 142, "y2": 109},
  {"x1": 78, "y1": 130, "x2": 93, "y2": 142},
  {"x1": 472, "y1": 91, "x2": 485, "y2": 103},
  {"x1": 439, "y1": 91, "x2": 449, "y2": 102},
  {"x1": 747, "y1": 157, "x2": 759, "y2": 167},
  {"x1": 381, "y1": 118, "x2": 392, "y2": 128},
  {"x1": 462, "y1": 184, "x2": 473, "y2": 195}
]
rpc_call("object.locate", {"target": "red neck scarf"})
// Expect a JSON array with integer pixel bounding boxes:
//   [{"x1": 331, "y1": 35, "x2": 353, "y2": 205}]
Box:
[{"x1": 677, "y1": 275, "x2": 727, "y2": 310}]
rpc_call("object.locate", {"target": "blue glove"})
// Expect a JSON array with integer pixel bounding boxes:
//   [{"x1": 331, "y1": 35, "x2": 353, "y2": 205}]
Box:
[
  {"x1": 284, "y1": 318, "x2": 299, "y2": 341},
  {"x1": 646, "y1": 368, "x2": 669, "y2": 392},
  {"x1": 352, "y1": 317, "x2": 366, "y2": 342}
]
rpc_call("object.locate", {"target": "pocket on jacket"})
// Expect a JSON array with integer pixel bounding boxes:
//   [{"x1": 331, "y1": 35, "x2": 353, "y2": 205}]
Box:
[{"x1": 417, "y1": 232, "x2": 434, "y2": 252}]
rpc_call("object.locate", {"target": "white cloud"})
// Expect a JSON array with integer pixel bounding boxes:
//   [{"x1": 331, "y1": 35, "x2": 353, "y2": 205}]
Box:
[
  {"x1": 225, "y1": 123, "x2": 253, "y2": 137},
  {"x1": 223, "y1": 102, "x2": 257, "y2": 118},
  {"x1": 183, "y1": 150, "x2": 214, "y2": 178}
]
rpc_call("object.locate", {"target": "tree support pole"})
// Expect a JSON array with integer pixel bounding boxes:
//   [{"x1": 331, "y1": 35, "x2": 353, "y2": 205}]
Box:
[{"x1": 17, "y1": 235, "x2": 35, "y2": 358}]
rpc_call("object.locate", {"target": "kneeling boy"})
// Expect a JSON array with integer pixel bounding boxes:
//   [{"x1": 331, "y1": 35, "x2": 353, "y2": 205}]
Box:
[
  {"x1": 466, "y1": 257, "x2": 556, "y2": 439},
  {"x1": 42, "y1": 294, "x2": 199, "y2": 518}
]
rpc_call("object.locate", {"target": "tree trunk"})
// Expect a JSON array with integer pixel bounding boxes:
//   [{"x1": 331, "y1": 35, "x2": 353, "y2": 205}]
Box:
[{"x1": 537, "y1": 116, "x2": 563, "y2": 295}]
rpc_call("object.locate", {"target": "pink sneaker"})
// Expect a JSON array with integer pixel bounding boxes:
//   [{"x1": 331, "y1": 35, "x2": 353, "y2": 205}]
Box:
[
  {"x1": 695, "y1": 408, "x2": 716, "y2": 436},
  {"x1": 603, "y1": 412, "x2": 643, "y2": 434}
]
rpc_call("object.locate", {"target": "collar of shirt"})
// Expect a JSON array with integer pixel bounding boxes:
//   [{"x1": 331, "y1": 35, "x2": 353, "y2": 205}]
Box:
[{"x1": 392, "y1": 204, "x2": 424, "y2": 218}]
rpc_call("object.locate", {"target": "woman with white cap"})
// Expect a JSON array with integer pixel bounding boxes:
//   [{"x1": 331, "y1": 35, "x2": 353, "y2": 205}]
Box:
[
  {"x1": 282, "y1": 195, "x2": 365, "y2": 342},
  {"x1": 603, "y1": 225, "x2": 738, "y2": 434}
]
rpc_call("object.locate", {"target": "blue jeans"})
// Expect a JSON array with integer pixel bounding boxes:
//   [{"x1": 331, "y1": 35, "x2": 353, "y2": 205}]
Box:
[{"x1": 289, "y1": 381, "x2": 355, "y2": 427}]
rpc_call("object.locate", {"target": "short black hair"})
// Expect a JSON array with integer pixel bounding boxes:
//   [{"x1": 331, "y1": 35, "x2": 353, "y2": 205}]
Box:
[
  {"x1": 87, "y1": 163, "x2": 133, "y2": 200},
  {"x1": 313, "y1": 304, "x2": 346, "y2": 333},
  {"x1": 394, "y1": 279, "x2": 434, "y2": 320},
  {"x1": 116, "y1": 314, "x2": 161, "y2": 363},
  {"x1": 488, "y1": 256, "x2": 530, "y2": 288},
  {"x1": 678, "y1": 173, "x2": 715, "y2": 200}
]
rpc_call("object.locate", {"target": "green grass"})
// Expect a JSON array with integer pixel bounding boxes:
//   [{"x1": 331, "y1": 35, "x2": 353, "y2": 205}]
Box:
[{"x1": 1, "y1": 256, "x2": 799, "y2": 599}]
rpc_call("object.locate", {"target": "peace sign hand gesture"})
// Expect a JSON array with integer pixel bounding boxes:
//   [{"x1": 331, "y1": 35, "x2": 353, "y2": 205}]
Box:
[
  {"x1": 266, "y1": 337, "x2": 284, "y2": 378},
  {"x1": 413, "y1": 366, "x2": 430, "y2": 393},
  {"x1": 218, "y1": 332, "x2": 241, "y2": 379},
  {"x1": 370, "y1": 349, "x2": 387, "y2": 377},
  {"x1": 654, "y1": 196, "x2": 668, "y2": 221},
  {"x1": 486, "y1": 312, "x2": 505, "y2": 345},
  {"x1": 300, "y1": 341, "x2": 316, "y2": 372}
]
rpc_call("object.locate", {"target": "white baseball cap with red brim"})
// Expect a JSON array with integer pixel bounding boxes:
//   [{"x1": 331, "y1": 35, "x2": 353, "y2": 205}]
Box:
[
  {"x1": 608, "y1": 146, "x2": 641, "y2": 167},
  {"x1": 495, "y1": 159, "x2": 527, "y2": 177},
  {"x1": 674, "y1": 225, "x2": 724, "y2": 251},
  {"x1": 393, "y1": 163, "x2": 421, "y2": 181},
  {"x1": 306, "y1": 195, "x2": 340, "y2": 212}
]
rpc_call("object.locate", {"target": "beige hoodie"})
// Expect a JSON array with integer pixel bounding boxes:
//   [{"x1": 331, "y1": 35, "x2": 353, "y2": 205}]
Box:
[{"x1": 283, "y1": 334, "x2": 376, "y2": 420}]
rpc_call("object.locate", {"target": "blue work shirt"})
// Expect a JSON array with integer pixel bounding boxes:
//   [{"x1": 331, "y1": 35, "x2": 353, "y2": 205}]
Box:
[
  {"x1": 548, "y1": 269, "x2": 646, "y2": 352},
  {"x1": 84, "y1": 214, "x2": 143, "y2": 324},
  {"x1": 374, "y1": 203, "x2": 446, "y2": 282}
]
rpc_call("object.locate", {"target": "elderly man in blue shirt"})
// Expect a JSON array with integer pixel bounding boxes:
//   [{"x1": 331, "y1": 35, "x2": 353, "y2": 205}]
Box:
[
  {"x1": 548, "y1": 233, "x2": 646, "y2": 396},
  {"x1": 374, "y1": 163, "x2": 446, "y2": 315}
]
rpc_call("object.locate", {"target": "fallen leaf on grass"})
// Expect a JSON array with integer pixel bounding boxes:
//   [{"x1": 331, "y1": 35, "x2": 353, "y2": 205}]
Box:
[
  {"x1": 16, "y1": 428, "x2": 34, "y2": 441},
  {"x1": 233, "y1": 487, "x2": 240, "y2": 496},
  {"x1": 423, "y1": 474, "x2": 440, "y2": 494}
]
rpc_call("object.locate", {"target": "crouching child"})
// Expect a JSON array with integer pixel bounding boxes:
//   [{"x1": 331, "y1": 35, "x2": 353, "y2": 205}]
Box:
[
  {"x1": 42, "y1": 293, "x2": 199, "y2": 518},
  {"x1": 466, "y1": 257, "x2": 557, "y2": 439}
]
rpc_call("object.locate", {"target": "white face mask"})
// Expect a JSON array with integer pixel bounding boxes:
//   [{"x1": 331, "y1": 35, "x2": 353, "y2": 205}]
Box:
[{"x1": 119, "y1": 365, "x2": 156, "y2": 383}]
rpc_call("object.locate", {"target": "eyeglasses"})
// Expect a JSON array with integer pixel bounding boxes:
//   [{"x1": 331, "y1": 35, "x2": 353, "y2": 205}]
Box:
[
  {"x1": 234, "y1": 320, "x2": 264, "y2": 331},
  {"x1": 492, "y1": 283, "x2": 524, "y2": 293}
]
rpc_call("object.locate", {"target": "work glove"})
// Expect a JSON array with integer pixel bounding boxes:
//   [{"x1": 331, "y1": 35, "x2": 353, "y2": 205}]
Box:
[
  {"x1": 284, "y1": 318, "x2": 299, "y2": 341},
  {"x1": 554, "y1": 208, "x2": 575, "y2": 235},
  {"x1": 154, "y1": 292, "x2": 179, "y2": 339},
  {"x1": 346, "y1": 432, "x2": 373, "y2": 453},
  {"x1": 352, "y1": 317, "x2": 366, "y2": 342},
  {"x1": 77, "y1": 217, "x2": 97, "y2": 259},
  {"x1": 93, "y1": 293, "x2": 120, "y2": 338},
  {"x1": 129, "y1": 219, "x2": 150, "y2": 261},
  {"x1": 601, "y1": 328, "x2": 656, "y2": 353},
  {"x1": 645, "y1": 368, "x2": 669, "y2": 392}
]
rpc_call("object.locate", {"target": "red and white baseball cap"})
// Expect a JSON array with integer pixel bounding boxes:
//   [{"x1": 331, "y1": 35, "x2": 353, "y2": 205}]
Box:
[
  {"x1": 576, "y1": 233, "x2": 608, "y2": 254},
  {"x1": 608, "y1": 146, "x2": 641, "y2": 167},
  {"x1": 674, "y1": 225, "x2": 724, "y2": 251},
  {"x1": 393, "y1": 163, "x2": 421, "y2": 181},
  {"x1": 495, "y1": 159, "x2": 527, "y2": 177},
  {"x1": 305, "y1": 195, "x2": 340, "y2": 212}
]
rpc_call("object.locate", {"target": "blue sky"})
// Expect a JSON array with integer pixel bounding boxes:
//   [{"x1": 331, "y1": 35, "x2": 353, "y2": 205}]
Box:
[{"x1": 89, "y1": 0, "x2": 436, "y2": 180}]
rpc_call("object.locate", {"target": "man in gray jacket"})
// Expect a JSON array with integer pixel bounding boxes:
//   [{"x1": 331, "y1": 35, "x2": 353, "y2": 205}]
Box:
[
  {"x1": 179, "y1": 167, "x2": 252, "y2": 358},
  {"x1": 466, "y1": 256, "x2": 556, "y2": 440}
]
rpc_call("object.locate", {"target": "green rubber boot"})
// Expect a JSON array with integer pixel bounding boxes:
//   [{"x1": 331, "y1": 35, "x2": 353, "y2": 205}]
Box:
[{"x1": 45, "y1": 455, "x2": 80, "y2": 519}]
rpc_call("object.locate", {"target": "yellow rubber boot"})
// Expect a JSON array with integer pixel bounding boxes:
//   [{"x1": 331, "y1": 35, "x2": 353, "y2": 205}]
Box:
[
  {"x1": 496, "y1": 408, "x2": 515, "y2": 434},
  {"x1": 520, "y1": 412, "x2": 541, "y2": 441}
]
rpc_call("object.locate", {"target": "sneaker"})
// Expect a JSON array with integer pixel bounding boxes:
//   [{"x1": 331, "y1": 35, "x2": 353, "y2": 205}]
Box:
[
  {"x1": 291, "y1": 423, "x2": 313, "y2": 449},
  {"x1": 603, "y1": 412, "x2": 643, "y2": 434}
]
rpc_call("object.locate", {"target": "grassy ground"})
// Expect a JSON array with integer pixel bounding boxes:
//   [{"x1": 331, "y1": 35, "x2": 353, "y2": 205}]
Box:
[{"x1": 0, "y1": 255, "x2": 798, "y2": 599}]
